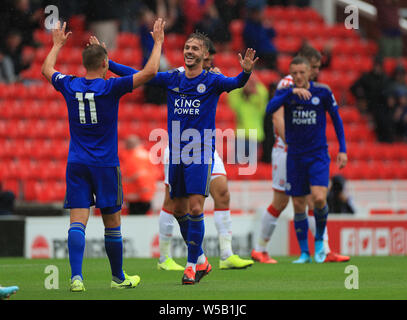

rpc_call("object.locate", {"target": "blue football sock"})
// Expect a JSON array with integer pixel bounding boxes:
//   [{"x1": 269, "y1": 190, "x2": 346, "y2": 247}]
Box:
[
  {"x1": 314, "y1": 204, "x2": 329, "y2": 241},
  {"x1": 68, "y1": 222, "x2": 86, "y2": 281},
  {"x1": 294, "y1": 213, "x2": 309, "y2": 254},
  {"x1": 187, "y1": 213, "x2": 205, "y2": 264},
  {"x1": 104, "y1": 226, "x2": 125, "y2": 282},
  {"x1": 176, "y1": 213, "x2": 190, "y2": 244}
]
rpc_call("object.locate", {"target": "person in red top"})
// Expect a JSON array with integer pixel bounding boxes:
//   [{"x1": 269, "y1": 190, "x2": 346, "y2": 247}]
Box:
[{"x1": 121, "y1": 135, "x2": 159, "y2": 215}]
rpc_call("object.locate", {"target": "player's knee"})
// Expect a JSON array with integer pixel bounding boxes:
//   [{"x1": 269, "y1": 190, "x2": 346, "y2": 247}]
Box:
[
  {"x1": 292, "y1": 197, "x2": 306, "y2": 213},
  {"x1": 213, "y1": 188, "x2": 230, "y2": 209},
  {"x1": 163, "y1": 197, "x2": 174, "y2": 213},
  {"x1": 189, "y1": 204, "x2": 202, "y2": 216},
  {"x1": 312, "y1": 194, "x2": 326, "y2": 209},
  {"x1": 273, "y1": 199, "x2": 289, "y2": 212}
]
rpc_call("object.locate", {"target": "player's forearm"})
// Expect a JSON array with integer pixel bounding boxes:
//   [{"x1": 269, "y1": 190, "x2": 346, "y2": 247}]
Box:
[
  {"x1": 272, "y1": 109, "x2": 285, "y2": 142},
  {"x1": 109, "y1": 60, "x2": 138, "y2": 76},
  {"x1": 266, "y1": 89, "x2": 292, "y2": 115},
  {"x1": 330, "y1": 109, "x2": 347, "y2": 153},
  {"x1": 222, "y1": 71, "x2": 251, "y2": 92},
  {"x1": 41, "y1": 44, "x2": 62, "y2": 80},
  {"x1": 133, "y1": 41, "x2": 162, "y2": 88}
]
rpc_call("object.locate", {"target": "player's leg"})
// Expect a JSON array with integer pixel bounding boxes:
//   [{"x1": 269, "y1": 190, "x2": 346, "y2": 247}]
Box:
[
  {"x1": 211, "y1": 175, "x2": 232, "y2": 260},
  {"x1": 173, "y1": 196, "x2": 196, "y2": 284},
  {"x1": 307, "y1": 195, "x2": 330, "y2": 254},
  {"x1": 178, "y1": 161, "x2": 213, "y2": 284},
  {"x1": 158, "y1": 185, "x2": 184, "y2": 271},
  {"x1": 252, "y1": 190, "x2": 288, "y2": 264},
  {"x1": 211, "y1": 175, "x2": 254, "y2": 269},
  {"x1": 309, "y1": 152, "x2": 331, "y2": 263},
  {"x1": 291, "y1": 196, "x2": 312, "y2": 263},
  {"x1": 187, "y1": 194, "x2": 211, "y2": 283},
  {"x1": 93, "y1": 166, "x2": 140, "y2": 288},
  {"x1": 168, "y1": 162, "x2": 190, "y2": 247},
  {"x1": 286, "y1": 153, "x2": 312, "y2": 263},
  {"x1": 65, "y1": 163, "x2": 93, "y2": 292},
  {"x1": 307, "y1": 192, "x2": 350, "y2": 262},
  {"x1": 310, "y1": 185, "x2": 329, "y2": 263},
  {"x1": 68, "y1": 208, "x2": 90, "y2": 292},
  {"x1": 252, "y1": 146, "x2": 288, "y2": 263},
  {"x1": 101, "y1": 208, "x2": 141, "y2": 288}
]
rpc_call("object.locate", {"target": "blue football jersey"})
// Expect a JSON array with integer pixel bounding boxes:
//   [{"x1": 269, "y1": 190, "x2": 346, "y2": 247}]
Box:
[
  {"x1": 148, "y1": 68, "x2": 250, "y2": 164},
  {"x1": 52, "y1": 72, "x2": 133, "y2": 166},
  {"x1": 266, "y1": 81, "x2": 346, "y2": 155}
]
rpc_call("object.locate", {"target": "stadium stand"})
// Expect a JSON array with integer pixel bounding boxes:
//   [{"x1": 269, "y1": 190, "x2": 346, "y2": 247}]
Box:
[{"x1": 0, "y1": 4, "x2": 407, "y2": 209}]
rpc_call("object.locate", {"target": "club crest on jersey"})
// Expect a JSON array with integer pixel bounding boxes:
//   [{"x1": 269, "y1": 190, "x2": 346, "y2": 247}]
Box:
[
  {"x1": 311, "y1": 97, "x2": 320, "y2": 105},
  {"x1": 55, "y1": 73, "x2": 66, "y2": 81},
  {"x1": 197, "y1": 83, "x2": 206, "y2": 93}
]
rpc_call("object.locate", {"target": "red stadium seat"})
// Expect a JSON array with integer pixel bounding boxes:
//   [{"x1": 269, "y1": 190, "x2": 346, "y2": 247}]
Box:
[
  {"x1": 117, "y1": 32, "x2": 140, "y2": 50},
  {"x1": 256, "y1": 70, "x2": 280, "y2": 87},
  {"x1": 274, "y1": 37, "x2": 302, "y2": 53},
  {"x1": 166, "y1": 50, "x2": 185, "y2": 68},
  {"x1": 2, "y1": 179, "x2": 19, "y2": 198},
  {"x1": 277, "y1": 55, "x2": 291, "y2": 75},
  {"x1": 34, "y1": 29, "x2": 53, "y2": 47},
  {"x1": 340, "y1": 106, "x2": 362, "y2": 123},
  {"x1": 214, "y1": 52, "x2": 242, "y2": 69},
  {"x1": 163, "y1": 33, "x2": 186, "y2": 51}
]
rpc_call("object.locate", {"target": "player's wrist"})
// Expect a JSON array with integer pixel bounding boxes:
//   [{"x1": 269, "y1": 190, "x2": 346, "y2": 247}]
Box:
[{"x1": 52, "y1": 43, "x2": 64, "y2": 50}]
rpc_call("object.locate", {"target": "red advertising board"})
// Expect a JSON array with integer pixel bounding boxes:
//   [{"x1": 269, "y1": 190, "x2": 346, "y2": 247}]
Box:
[{"x1": 289, "y1": 219, "x2": 407, "y2": 256}]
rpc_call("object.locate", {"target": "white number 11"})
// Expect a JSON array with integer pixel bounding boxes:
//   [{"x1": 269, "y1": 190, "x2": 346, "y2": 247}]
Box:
[{"x1": 75, "y1": 92, "x2": 97, "y2": 124}]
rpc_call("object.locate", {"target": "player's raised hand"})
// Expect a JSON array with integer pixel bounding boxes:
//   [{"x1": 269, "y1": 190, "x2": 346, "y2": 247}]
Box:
[
  {"x1": 337, "y1": 152, "x2": 348, "y2": 169},
  {"x1": 52, "y1": 21, "x2": 72, "y2": 48},
  {"x1": 239, "y1": 48, "x2": 259, "y2": 73},
  {"x1": 150, "y1": 18, "x2": 166, "y2": 44},
  {"x1": 87, "y1": 36, "x2": 106, "y2": 49}
]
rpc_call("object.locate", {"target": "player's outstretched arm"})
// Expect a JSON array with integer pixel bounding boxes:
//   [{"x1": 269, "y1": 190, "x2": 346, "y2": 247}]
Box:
[
  {"x1": 132, "y1": 18, "x2": 165, "y2": 89},
  {"x1": 41, "y1": 21, "x2": 72, "y2": 83},
  {"x1": 216, "y1": 48, "x2": 258, "y2": 92}
]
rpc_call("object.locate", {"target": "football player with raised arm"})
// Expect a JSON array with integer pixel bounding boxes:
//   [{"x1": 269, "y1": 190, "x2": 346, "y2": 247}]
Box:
[
  {"x1": 107, "y1": 32, "x2": 258, "y2": 284},
  {"x1": 41, "y1": 19, "x2": 165, "y2": 291}
]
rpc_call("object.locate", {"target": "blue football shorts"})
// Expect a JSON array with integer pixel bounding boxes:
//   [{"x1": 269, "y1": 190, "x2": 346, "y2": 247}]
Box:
[
  {"x1": 64, "y1": 162, "x2": 123, "y2": 214},
  {"x1": 168, "y1": 161, "x2": 214, "y2": 198},
  {"x1": 285, "y1": 149, "x2": 330, "y2": 197}
]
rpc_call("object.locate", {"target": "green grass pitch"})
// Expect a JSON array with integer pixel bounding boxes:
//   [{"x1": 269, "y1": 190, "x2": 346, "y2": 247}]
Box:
[{"x1": 1, "y1": 256, "x2": 406, "y2": 300}]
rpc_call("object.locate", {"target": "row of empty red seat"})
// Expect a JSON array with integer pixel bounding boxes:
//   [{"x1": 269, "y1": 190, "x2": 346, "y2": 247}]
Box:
[
  {"x1": 2, "y1": 157, "x2": 407, "y2": 202},
  {"x1": 0, "y1": 6, "x2": 405, "y2": 205}
]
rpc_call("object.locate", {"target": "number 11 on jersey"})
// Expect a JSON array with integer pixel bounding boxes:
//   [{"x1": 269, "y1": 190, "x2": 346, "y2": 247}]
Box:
[{"x1": 75, "y1": 92, "x2": 97, "y2": 124}]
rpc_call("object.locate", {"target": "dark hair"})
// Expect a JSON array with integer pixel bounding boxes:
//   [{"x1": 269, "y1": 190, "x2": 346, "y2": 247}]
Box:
[
  {"x1": 186, "y1": 31, "x2": 210, "y2": 51},
  {"x1": 208, "y1": 39, "x2": 216, "y2": 55},
  {"x1": 331, "y1": 175, "x2": 346, "y2": 193},
  {"x1": 297, "y1": 45, "x2": 322, "y2": 62},
  {"x1": 290, "y1": 55, "x2": 310, "y2": 67},
  {"x1": 82, "y1": 44, "x2": 108, "y2": 71}
]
